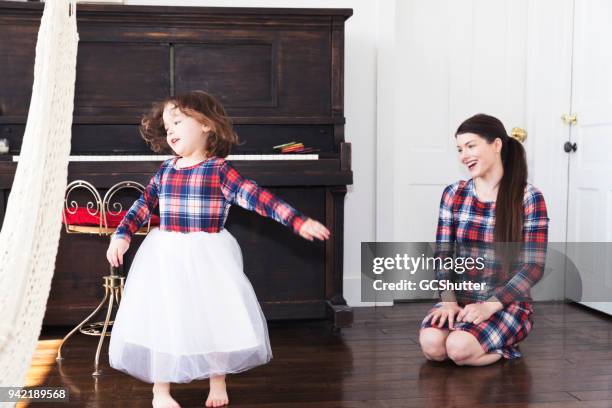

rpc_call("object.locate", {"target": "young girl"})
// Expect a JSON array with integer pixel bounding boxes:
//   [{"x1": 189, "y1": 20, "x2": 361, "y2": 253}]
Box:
[
  {"x1": 418, "y1": 113, "x2": 549, "y2": 366},
  {"x1": 106, "y1": 90, "x2": 330, "y2": 408}
]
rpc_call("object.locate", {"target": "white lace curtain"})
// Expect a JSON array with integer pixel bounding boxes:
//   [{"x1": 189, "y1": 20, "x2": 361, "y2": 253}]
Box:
[{"x1": 0, "y1": 0, "x2": 79, "y2": 400}]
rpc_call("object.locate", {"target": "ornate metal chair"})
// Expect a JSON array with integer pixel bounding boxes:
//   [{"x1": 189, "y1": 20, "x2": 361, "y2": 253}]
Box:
[{"x1": 56, "y1": 180, "x2": 156, "y2": 376}]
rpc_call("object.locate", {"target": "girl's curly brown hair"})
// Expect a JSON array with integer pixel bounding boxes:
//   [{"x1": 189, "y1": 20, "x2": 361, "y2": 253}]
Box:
[{"x1": 139, "y1": 90, "x2": 240, "y2": 157}]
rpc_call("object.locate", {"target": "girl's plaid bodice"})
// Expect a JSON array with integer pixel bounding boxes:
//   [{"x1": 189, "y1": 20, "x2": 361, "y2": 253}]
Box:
[
  {"x1": 112, "y1": 156, "x2": 308, "y2": 243},
  {"x1": 434, "y1": 179, "x2": 549, "y2": 306}
]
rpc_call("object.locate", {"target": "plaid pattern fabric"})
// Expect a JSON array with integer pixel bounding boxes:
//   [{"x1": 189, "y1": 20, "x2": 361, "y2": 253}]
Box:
[
  {"x1": 420, "y1": 301, "x2": 533, "y2": 359},
  {"x1": 112, "y1": 156, "x2": 309, "y2": 243},
  {"x1": 434, "y1": 179, "x2": 549, "y2": 305},
  {"x1": 434, "y1": 239, "x2": 548, "y2": 305},
  {"x1": 422, "y1": 178, "x2": 549, "y2": 359}
]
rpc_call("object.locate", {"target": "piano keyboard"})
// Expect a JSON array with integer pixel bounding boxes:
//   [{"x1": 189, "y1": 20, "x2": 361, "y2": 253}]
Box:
[{"x1": 11, "y1": 154, "x2": 319, "y2": 162}]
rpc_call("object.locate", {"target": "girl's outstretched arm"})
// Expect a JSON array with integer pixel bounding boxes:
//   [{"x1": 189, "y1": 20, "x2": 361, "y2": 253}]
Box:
[{"x1": 218, "y1": 159, "x2": 329, "y2": 240}]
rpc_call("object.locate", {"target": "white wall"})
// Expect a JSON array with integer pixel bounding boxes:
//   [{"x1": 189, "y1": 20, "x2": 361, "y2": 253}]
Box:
[
  {"x1": 124, "y1": 0, "x2": 380, "y2": 306},
  {"x1": 526, "y1": 0, "x2": 573, "y2": 243},
  {"x1": 375, "y1": 0, "x2": 569, "y2": 302},
  {"x1": 377, "y1": 0, "x2": 531, "y2": 244}
]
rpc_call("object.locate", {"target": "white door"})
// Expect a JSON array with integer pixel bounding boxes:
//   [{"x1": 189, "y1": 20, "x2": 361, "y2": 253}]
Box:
[
  {"x1": 376, "y1": 0, "x2": 529, "y2": 300},
  {"x1": 566, "y1": 0, "x2": 612, "y2": 314}
]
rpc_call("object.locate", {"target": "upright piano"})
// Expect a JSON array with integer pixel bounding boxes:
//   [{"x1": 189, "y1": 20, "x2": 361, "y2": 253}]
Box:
[{"x1": 0, "y1": 1, "x2": 353, "y2": 329}]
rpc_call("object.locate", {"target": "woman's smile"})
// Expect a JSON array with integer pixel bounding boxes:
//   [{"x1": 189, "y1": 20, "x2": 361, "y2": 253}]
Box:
[{"x1": 466, "y1": 159, "x2": 478, "y2": 171}]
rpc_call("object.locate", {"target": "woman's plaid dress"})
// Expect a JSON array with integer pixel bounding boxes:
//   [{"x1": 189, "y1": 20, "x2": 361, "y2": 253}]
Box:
[{"x1": 420, "y1": 179, "x2": 549, "y2": 359}]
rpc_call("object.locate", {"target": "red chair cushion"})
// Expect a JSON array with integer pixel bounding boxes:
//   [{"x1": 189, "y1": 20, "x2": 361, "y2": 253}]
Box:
[{"x1": 62, "y1": 207, "x2": 160, "y2": 227}]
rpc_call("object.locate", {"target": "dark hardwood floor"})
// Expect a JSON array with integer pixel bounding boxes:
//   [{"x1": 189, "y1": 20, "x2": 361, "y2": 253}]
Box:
[{"x1": 19, "y1": 302, "x2": 612, "y2": 407}]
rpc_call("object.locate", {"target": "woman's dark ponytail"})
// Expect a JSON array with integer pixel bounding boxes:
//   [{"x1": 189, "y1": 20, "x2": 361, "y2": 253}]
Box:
[{"x1": 497, "y1": 135, "x2": 527, "y2": 242}]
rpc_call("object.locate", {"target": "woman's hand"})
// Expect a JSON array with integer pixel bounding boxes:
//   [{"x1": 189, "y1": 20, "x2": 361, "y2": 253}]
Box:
[
  {"x1": 424, "y1": 301, "x2": 463, "y2": 330},
  {"x1": 456, "y1": 301, "x2": 503, "y2": 325},
  {"x1": 298, "y1": 218, "x2": 331, "y2": 241},
  {"x1": 106, "y1": 237, "x2": 130, "y2": 268}
]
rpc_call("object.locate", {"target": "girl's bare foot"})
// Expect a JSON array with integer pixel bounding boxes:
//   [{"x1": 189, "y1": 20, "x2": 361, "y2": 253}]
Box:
[
  {"x1": 205, "y1": 375, "x2": 228, "y2": 407},
  {"x1": 153, "y1": 382, "x2": 181, "y2": 408}
]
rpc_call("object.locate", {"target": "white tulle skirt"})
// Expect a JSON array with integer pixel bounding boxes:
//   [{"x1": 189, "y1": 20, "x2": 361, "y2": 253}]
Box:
[{"x1": 108, "y1": 227, "x2": 272, "y2": 384}]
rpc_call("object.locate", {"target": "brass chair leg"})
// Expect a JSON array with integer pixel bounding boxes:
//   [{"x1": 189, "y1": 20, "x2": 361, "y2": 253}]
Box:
[
  {"x1": 115, "y1": 286, "x2": 122, "y2": 305},
  {"x1": 93, "y1": 283, "x2": 116, "y2": 376},
  {"x1": 56, "y1": 286, "x2": 110, "y2": 361},
  {"x1": 56, "y1": 265, "x2": 125, "y2": 377}
]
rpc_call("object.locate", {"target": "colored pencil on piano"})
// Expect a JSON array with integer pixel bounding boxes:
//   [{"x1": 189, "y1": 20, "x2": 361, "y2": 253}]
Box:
[
  {"x1": 273, "y1": 141, "x2": 298, "y2": 149},
  {"x1": 281, "y1": 144, "x2": 305, "y2": 153},
  {"x1": 281, "y1": 143, "x2": 304, "y2": 150},
  {"x1": 295, "y1": 147, "x2": 320, "y2": 153}
]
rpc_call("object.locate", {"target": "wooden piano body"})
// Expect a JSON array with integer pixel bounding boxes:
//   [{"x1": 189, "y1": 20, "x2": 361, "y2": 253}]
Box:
[{"x1": 0, "y1": 2, "x2": 353, "y2": 329}]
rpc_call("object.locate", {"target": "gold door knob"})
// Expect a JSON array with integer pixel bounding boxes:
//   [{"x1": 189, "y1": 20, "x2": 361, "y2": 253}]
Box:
[
  {"x1": 510, "y1": 127, "x2": 527, "y2": 143},
  {"x1": 561, "y1": 113, "x2": 577, "y2": 125}
]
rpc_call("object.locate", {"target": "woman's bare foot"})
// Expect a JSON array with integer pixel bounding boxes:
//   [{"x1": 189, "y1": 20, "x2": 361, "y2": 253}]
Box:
[
  {"x1": 205, "y1": 375, "x2": 228, "y2": 407},
  {"x1": 153, "y1": 382, "x2": 181, "y2": 408}
]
